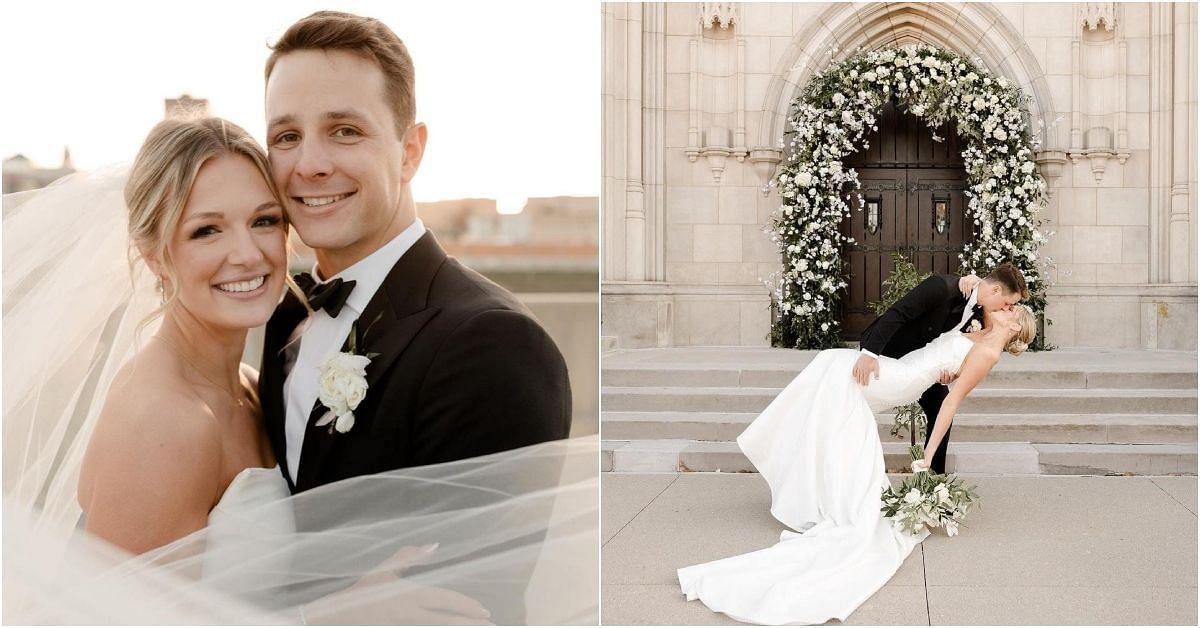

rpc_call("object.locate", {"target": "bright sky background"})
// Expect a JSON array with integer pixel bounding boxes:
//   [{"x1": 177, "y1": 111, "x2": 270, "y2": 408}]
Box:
[{"x1": 0, "y1": 0, "x2": 598, "y2": 210}]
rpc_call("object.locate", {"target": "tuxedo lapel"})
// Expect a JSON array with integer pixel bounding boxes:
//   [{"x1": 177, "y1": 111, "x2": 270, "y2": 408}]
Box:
[
  {"x1": 294, "y1": 231, "x2": 447, "y2": 490},
  {"x1": 260, "y1": 288, "x2": 309, "y2": 490}
]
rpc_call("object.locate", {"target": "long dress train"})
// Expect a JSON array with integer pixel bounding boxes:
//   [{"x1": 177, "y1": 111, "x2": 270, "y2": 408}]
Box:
[{"x1": 677, "y1": 331, "x2": 975, "y2": 625}]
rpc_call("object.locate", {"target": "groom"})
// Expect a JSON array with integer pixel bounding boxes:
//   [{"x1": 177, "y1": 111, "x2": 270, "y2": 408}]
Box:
[
  {"x1": 258, "y1": 11, "x2": 572, "y2": 494},
  {"x1": 853, "y1": 263, "x2": 1028, "y2": 474}
]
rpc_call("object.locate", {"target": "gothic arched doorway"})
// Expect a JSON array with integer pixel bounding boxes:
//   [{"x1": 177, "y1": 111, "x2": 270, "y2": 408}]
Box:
[{"x1": 839, "y1": 100, "x2": 972, "y2": 339}]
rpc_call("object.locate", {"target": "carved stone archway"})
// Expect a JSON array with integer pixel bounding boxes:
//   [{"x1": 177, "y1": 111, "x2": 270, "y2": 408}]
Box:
[{"x1": 750, "y1": 3, "x2": 1057, "y2": 184}]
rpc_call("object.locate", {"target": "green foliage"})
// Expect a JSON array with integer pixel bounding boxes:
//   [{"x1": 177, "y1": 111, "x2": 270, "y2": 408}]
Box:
[{"x1": 870, "y1": 253, "x2": 931, "y2": 315}]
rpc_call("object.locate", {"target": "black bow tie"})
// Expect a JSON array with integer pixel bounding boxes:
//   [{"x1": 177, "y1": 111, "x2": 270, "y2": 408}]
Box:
[{"x1": 295, "y1": 273, "x2": 356, "y2": 318}]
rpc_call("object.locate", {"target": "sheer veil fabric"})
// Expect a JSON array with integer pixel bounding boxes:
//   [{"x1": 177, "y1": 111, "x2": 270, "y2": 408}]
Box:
[{"x1": 2, "y1": 169, "x2": 599, "y2": 624}]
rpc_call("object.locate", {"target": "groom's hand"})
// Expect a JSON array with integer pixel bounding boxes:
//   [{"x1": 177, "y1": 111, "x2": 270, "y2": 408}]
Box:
[
  {"x1": 937, "y1": 369, "x2": 959, "y2": 385},
  {"x1": 958, "y1": 274, "x2": 982, "y2": 298},
  {"x1": 852, "y1": 354, "x2": 880, "y2": 386}
]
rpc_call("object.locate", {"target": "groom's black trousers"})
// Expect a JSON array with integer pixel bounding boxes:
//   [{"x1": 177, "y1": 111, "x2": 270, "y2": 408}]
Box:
[{"x1": 918, "y1": 383, "x2": 953, "y2": 474}]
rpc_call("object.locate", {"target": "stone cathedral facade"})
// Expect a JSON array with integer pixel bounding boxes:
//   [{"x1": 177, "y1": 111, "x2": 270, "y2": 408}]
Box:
[{"x1": 602, "y1": 2, "x2": 1197, "y2": 350}]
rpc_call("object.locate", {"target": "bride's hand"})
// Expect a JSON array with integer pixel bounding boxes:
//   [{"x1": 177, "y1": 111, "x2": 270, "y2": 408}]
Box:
[
  {"x1": 301, "y1": 544, "x2": 493, "y2": 625},
  {"x1": 958, "y1": 274, "x2": 982, "y2": 298}
]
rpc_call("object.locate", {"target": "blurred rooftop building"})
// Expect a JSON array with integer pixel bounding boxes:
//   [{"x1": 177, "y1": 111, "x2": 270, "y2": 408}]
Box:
[{"x1": 2, "y1": 149, "x2": 75, "y2": 194}]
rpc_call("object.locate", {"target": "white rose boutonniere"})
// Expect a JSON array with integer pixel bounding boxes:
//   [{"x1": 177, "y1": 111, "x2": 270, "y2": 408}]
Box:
[
  {"x1": 967, "y1": 319, "x2": 982, "y2": 333},
  {"x1": 314, "y1": 317, "x2": 381, "y2": 434},
  {"x1": 316, "y1": 352, "x2": 372, "y2": 433}
]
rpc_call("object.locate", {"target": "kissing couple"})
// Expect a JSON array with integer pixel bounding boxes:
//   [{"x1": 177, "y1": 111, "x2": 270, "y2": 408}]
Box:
[
  {"x1": 679, "y1": 264, "x2": 1036, "y2": 624},
  {"x1": 4, "y1": 11, "x2": 594, "y2": 625}
]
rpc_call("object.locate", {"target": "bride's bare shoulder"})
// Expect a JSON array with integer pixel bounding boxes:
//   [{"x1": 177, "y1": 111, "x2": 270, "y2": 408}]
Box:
[{"x1": 78, "y1": 346, "x2": 221, "y2": 507}]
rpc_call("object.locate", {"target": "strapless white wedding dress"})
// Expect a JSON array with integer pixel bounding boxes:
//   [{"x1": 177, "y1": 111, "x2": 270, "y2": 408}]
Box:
[
  {"x1": 201, "y1": 466, "x2": 294, "y2": 593},
  {"x1": 677, "y1": 329, "x2": 976, "y2": 625}
]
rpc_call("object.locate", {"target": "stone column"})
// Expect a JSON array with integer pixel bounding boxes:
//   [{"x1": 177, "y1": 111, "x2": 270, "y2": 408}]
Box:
[
  {"x1": 1169, "y1": 1, "x2": 1195, "y2": 283},
  {"x1": 1148, "y1": 2, "x2": 1173, "y2": 283},
  {"x1": 624, "y1": 5, "x2": 647, "y2": 282},
  {"x1": 602, "y1": 5, "x2": 625, "y2": 281},
  {"x1": 644, "y1": 3, "x2": 667, "y2": 281}
]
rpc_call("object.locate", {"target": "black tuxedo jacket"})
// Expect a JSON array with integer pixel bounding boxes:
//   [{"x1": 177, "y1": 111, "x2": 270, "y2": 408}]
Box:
[
  {"x1": 858, "y1": 274, "x2": 981, "y2": 360},
  {"x1": 259, "y1": 231, "x2": 572, "y2": 494}
]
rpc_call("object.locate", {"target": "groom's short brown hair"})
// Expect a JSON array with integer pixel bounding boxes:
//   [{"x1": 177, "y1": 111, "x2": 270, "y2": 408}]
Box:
[
  {"x1": 986, "y1": 263, "x2": 1030, "y2": 299},
  {"x1": 265, "y1": 11, "x2": 415, "y2": 135}
]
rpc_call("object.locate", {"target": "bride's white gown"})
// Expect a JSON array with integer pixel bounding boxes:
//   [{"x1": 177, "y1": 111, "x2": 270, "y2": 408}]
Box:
[
  {"x1": 201, "y1": 466, "x2": 294, "y2": 593},
  {"x1": 677, "y1": 329, "x2": 975, "y2": 625}
]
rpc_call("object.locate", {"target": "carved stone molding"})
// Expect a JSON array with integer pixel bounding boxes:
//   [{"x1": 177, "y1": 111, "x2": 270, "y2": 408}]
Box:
[
  {"x1": 1080, "y1": 3, "x2": 1116, "y2": 32},
  {"x1": 699, "y1": 126, "x2": 745, "y2": 183},
  {"x1": 1035, "y1": 150, "x2": 1068, "y2": 194},
  {"x1": 700, "y1": 2, "x2": 737, "y2": 30},
  {"x1": 749, "y1": 148, "x2": 783, "y2": 194},
  {"x1": 1067, "y1": 127, "x2": 1130, "y2": 183}
]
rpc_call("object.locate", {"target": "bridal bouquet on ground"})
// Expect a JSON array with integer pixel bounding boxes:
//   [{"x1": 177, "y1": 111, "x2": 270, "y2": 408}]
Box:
[{"x1": 881, "y1": 445, "x2": 980, "y2": 536}]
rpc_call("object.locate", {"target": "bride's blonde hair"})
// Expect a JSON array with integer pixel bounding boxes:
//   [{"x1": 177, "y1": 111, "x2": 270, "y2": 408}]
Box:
[{"x1": 1005, "y1": 304, "x2": 1037, "y2": 356}]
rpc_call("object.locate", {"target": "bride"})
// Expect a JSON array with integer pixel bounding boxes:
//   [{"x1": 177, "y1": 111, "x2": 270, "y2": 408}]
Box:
[
  {"x1": 677, "y1": 300, "x2": 1036, "y2": 625},
  {"x1": 3, "y1": 117, "x2": 596, "y2": 624}
]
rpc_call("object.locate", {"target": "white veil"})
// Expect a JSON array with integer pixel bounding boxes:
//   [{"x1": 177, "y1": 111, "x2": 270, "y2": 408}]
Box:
[{"x1": 2, "y1": 169, "x2": 599, "y2": 624}]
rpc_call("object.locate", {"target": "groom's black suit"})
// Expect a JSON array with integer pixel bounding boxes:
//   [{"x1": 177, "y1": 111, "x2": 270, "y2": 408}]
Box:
[
  {"x1": 857, "y1": 274, "x2": 983, "y2": 474},
  {"x1": 259, "y1": 230, "x2": 573, "y2": 494}
]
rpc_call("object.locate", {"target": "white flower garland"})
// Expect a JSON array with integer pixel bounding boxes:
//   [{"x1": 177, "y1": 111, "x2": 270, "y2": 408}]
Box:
[{"x1": 770, "y1": 44, "x2": 1049, "y2": 348}]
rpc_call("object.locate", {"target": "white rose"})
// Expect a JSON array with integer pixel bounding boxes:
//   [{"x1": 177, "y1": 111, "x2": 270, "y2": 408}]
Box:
[
  {"x1": 832, "y1": 93, "x2": 846, "y2": 107},
  {"x1": 864, "y1": 71, "x2": 877, "y2": 82},
  {"x1": 795, "y1": 171, "x2": 813, "y2": 186},
  {"x1": 993, "y1": 128, "x2": 1008, "y2": 141},
  {"x1": 1021, "y1": 161, "x2": 1035, "y2": 174},
  {"x1": 992, "y1": 164, "x2": 1006, "y2": 176},
  {"x1": 973, "y1": 98, "x2": 986, "y2": 110},
  {"x1": 904, "y1": 488, "x2": 923, "y2": 505},
  {"x1": 334, "y1": 412, "x2": 356, "y2": 433},
  {"x1": 998, "y1": 78, "x2": 1008, "y2": 88},
  {"x1": 318, "y1": 353, "x2": 371, "y2": 409},
  {"x1": 821, "y1": 322, "x2": 829, "y2": 331},
  {"x1": 849, "y1": 69, "x2": 859, "y2": 79},
  {"x1": 842, "y1": 111, "x2": 855, "y2": 124}
]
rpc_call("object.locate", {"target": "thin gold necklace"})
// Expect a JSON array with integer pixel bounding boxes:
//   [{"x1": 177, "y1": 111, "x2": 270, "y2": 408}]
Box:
[{"x1": 158, "y1": 335, "x2": 247, "y2": 408}]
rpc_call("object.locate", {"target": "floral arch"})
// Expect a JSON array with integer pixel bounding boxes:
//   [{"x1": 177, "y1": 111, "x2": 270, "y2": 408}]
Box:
[{"x1": 769, "y1": 44, "x2": 1050, "y2": 349}]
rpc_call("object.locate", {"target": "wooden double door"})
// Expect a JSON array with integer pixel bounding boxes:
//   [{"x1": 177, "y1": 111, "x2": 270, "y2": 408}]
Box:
[{"x1": 839, "y1": 101, "x2": 972, "y2": 339}]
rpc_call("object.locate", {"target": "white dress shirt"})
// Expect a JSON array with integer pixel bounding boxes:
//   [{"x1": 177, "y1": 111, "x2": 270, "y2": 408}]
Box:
[
  {"x1": 860, "y1": 285, "x2": 977, "y2": 359},
  {"x1": 283, "y1": 219, "x2": 427, "y2": 481}
]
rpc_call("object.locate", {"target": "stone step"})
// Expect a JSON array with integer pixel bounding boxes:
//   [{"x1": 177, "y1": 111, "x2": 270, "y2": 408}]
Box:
[
  {"x1": 601, "y1": 411, "x2": 1200, "y2": 444},
  {"x1": 602, "y1": 367, "x2": 1198, "y2": 390},
  {"x1": 601, "y1": 386, "x2": 1199, "y2": 414},
  {"x1": 601, "y1": 439, "x2": 1198, "y2": 476},
  {"x1": 601, "y1": 336, "x2": 618, "y2": 352}
]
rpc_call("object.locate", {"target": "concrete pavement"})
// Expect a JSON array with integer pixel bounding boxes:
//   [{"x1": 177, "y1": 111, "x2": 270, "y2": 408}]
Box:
[{"x1": 601, "y1": 472, "x2": 1198, "y2": 625}]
